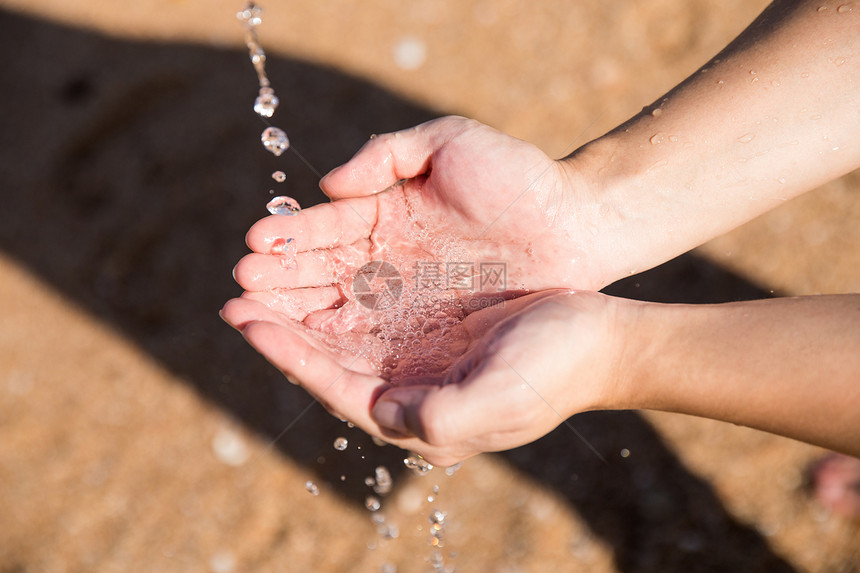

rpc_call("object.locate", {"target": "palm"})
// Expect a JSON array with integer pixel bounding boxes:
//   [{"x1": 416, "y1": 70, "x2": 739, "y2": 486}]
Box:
[
  {"x1": 235, "y1": 118, "x2": 601, "y2": 310},
  {"x1": 220, "y1": 288, "x2": 569, "y2": 464}
]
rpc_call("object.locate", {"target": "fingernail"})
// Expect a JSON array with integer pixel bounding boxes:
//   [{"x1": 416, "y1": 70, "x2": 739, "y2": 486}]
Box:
[{"x1": 372, "y1": 400, "x2": 407, "y2": 434}]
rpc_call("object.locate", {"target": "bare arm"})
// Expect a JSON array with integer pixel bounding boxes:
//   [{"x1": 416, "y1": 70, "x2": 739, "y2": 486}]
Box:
[
  {"x1": 620, "y1": 295, "x2": 860, "y2": 456},
  {"x1": 563, "y1": 0, "x2": 860, "y2": 281}
]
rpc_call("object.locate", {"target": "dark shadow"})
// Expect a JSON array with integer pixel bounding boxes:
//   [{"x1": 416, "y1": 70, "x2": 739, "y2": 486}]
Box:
[{"x1": 0, "y1": 9, "x2": 793, "y2": 572}]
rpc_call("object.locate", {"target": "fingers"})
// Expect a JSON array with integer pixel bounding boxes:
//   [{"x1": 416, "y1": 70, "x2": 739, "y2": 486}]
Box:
[
  {"x1": 240, "y1": 319, "x2": 386, "y2": 419},
  {"x1": 234, "y1": 241, "x2": 371, "y2": 291},
  {"x1": 240, "y1": 287, "x2": 347, "y2": 321},
  {"x1": 246, "y1": 196, "x2": 379, "y2": 254},
  {"x1": 319, "y1": 116, "x2": 474, "y2": 199},
  {"x1": 221, "y1": 296, "x2": 293, "y2": 330},
  {"x1": 371, "y1": 381, "x2": 498, "y2": 448}
]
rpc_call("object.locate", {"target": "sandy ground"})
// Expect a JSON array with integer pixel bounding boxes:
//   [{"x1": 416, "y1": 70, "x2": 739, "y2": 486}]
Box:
[{"x1": 0, "y1": 1, "x2": 858, "y2": 571}]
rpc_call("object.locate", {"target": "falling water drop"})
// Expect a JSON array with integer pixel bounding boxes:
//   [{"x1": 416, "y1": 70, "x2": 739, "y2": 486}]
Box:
[
  {"x1": 305, "y1": 481, "x2": 320, "y2": 496},
  {"x1": 266, "y1": 196, "x2": 301, "y2": 216},
  {"x1": 261, "y1": 126, "x2": 289, "y2": 156},
  {"x1": 254, "y1": 87, "x2": 279, "y2": 118},
  {"x1": 374, "y1": 466, "x2": 393, "y2": 495},
  {"x1": 236, "y1": 3, "x2": 263, "y2": 26},
  {"x1": 333, "y1": 437, "x2": 348, "y2": 451},
  {"x1": 271, "y1": 170, "x2": 286, "y2": 182},
  {"x1": 365, "y1": 495, "x2": 382, "y2": 511},
  {"x1": 404, "y1": 455, "x2": 434, "y2": 476},
  {"x1": 444, "y1": 463, "x2": 462, "y2": 477}
]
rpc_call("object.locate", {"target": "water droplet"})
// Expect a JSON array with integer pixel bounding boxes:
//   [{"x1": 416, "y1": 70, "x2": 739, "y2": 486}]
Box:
[
  {"x1": 837, "y1": 3, "x2": 852, "y2": 12},
  {"x1": 236, "y1": 3, "x2": 263, "y2": 26},
  {"x1": 374, "y1": 466, "x2": 393, "y2": 495},
  {"x1": 254, "y1": 87, "x2": 279, "y2": 118},
  {"x1": 801, "y1": 72, "x2": 810, "y2": 78},
  {"x1": 651, "y1": 108, "x2": 663, "y2": 118},
  {"x1": 835, "y1": 57, "x2": 847, "y2": 66},
  {"x1": 818, "y1": 5, "x2": 828, "y2": 11},
  {"x1": 305, "y1": 481, "x2": 320, "y2": 496},
  {"x1": 261, "y1": 126, "x2": 289, "y2": 156},
  {"x1": 444, "y1": 463, "x2": 462, "y2": 477},
  {"x1": 266, "y1": 196, "x2": 301, "y2": 216},
  {"x1": 620, "y1": 448, "x2": 631, "y2": 458},
  {"x1": 717, "y1": 79, "x2": 725, "y2": 85},
  {"x1": 340, "y1": 475, "x2": 346, "y2": 481},
  {"x1": 393, "y1": 37, "x2": 427, "y2": 70},
  {"x1": 777, "y1": 177, "x2": 786, "y2": 184},
  {"x1": 771, "y1": 79, "x2": 781, "y2": 87},
  {"x1": 210, "y1": 550, "x2": 236, "y2": 573},
  {"x1": 430, "y1": 509, "x2": 446, "y2": 524},
  {"x1": 404, "y1": 455, "x2": 433, "y2": 476},
  {"x1": 271, "y1": 170, "x2": 286, "y2": 183},
  {"x1": 211, "y1": 427, "x2": 251, "y2": 467},
  {"x1": 365, "y1": 495, "x2": 381, "y2": 511},
  {"x1": 649, "y1": 132, "x2": 667, "y2": 145},
  {"x1": 250, "y1": 46, "x2": 266, "y2": 65},
  {"x1": 380, "y1": 563, "x2": 397, "y2": 573},
  {"x1": 749, "y1": 70, "x2": 757, "y2": 76},
  {"x1": 810, "y1": 113, "x2": 823, "y2": 120},
  {"x1": 737, "y1": 133, "x2": 755, "y2": 143},
  {"x1": 333, "y1": 437, "x2": 348, "y2": 451},
  {"x1": 270, "y1": 237, "x2": 294, "y2": 255},
  {"x1": 668, "y1": 135, "x2": 679, "y2": 143}
]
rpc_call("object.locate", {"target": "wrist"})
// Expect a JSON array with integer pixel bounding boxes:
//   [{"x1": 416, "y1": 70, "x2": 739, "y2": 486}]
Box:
[
  {"x1": 555, "y1": 136, "x2": 661, "y2": 289},
  {"x1": 598, "y1": 296, "x2": 670, "y2": 412}
]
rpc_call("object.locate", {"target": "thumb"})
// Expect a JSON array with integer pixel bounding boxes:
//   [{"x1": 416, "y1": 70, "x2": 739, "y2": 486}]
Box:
[
  {"x1": 371, "y1": 385, "x2": 435, "y2": 438},
  {"x1": 318, "y1": 116, "x2": 469, "y2": 200}
]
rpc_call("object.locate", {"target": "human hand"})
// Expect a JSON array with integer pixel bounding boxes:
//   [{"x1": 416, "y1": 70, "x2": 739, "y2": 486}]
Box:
[
  {"x1": 220, "y1": 289, "x2": 628, "y2": 467},
  {"x1": 233, "y1": 116, "x2": 611, "y2": 307}
]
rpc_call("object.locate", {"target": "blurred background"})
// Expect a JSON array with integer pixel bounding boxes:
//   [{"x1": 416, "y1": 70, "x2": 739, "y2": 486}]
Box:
[{"x1": 0, "y1": 0, "x2": 858, "y2": 571}]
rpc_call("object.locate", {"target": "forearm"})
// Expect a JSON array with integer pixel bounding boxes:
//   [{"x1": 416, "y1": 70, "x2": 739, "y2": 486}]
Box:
[
  {"x1": 563, "y1": 0, "x2": 859, "y2": 283},
  {"x1": 618, "y1": 295, "x2": 860, "y2": 456}
]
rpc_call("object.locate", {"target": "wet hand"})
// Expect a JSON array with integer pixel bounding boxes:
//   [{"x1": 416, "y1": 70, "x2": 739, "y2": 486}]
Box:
[
  {"x1": 233, "y1": 116, "x2": 610, "y2": 301},
  {"x1": 220, "y1": 290, "x2": 627, "y2": 467}
]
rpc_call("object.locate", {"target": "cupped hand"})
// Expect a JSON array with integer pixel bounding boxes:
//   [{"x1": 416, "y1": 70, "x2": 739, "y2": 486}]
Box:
[
  {"x1": 220, "y1": 289, "x2": 628, "y2": 467},
  {"x1": 232, "y1": 116, "x2": 610, "y2": 306}
]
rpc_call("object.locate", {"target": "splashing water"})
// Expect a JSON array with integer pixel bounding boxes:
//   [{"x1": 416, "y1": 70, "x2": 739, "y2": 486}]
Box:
[
  {"x1": 271, "y1": 170, "x2": 286, "y2": 182},
  {"x1": 365, "y1": 495, "x2": 381, "y2": 512},
  {"x1": 254, "y1": 87, "x2": 279, "y2": 117},
  {"x1": 333, "y1": 436, "x2": 348, "y2": 451},
  {"x1": 261, "y1": 127, "x2": 290, "y2": 156},
  {"x1": 305, "y1": 481, "x2": 320, "y2": 496},
  {"x1": 404, "y1": 455, "x2": 434, "y2": 476},
  {"x1": 373, "y1": 465, "x2": 393, "y2": 495},
  {"x1": 266, "y1": 196, "x2": 301, "y2": 216}
]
